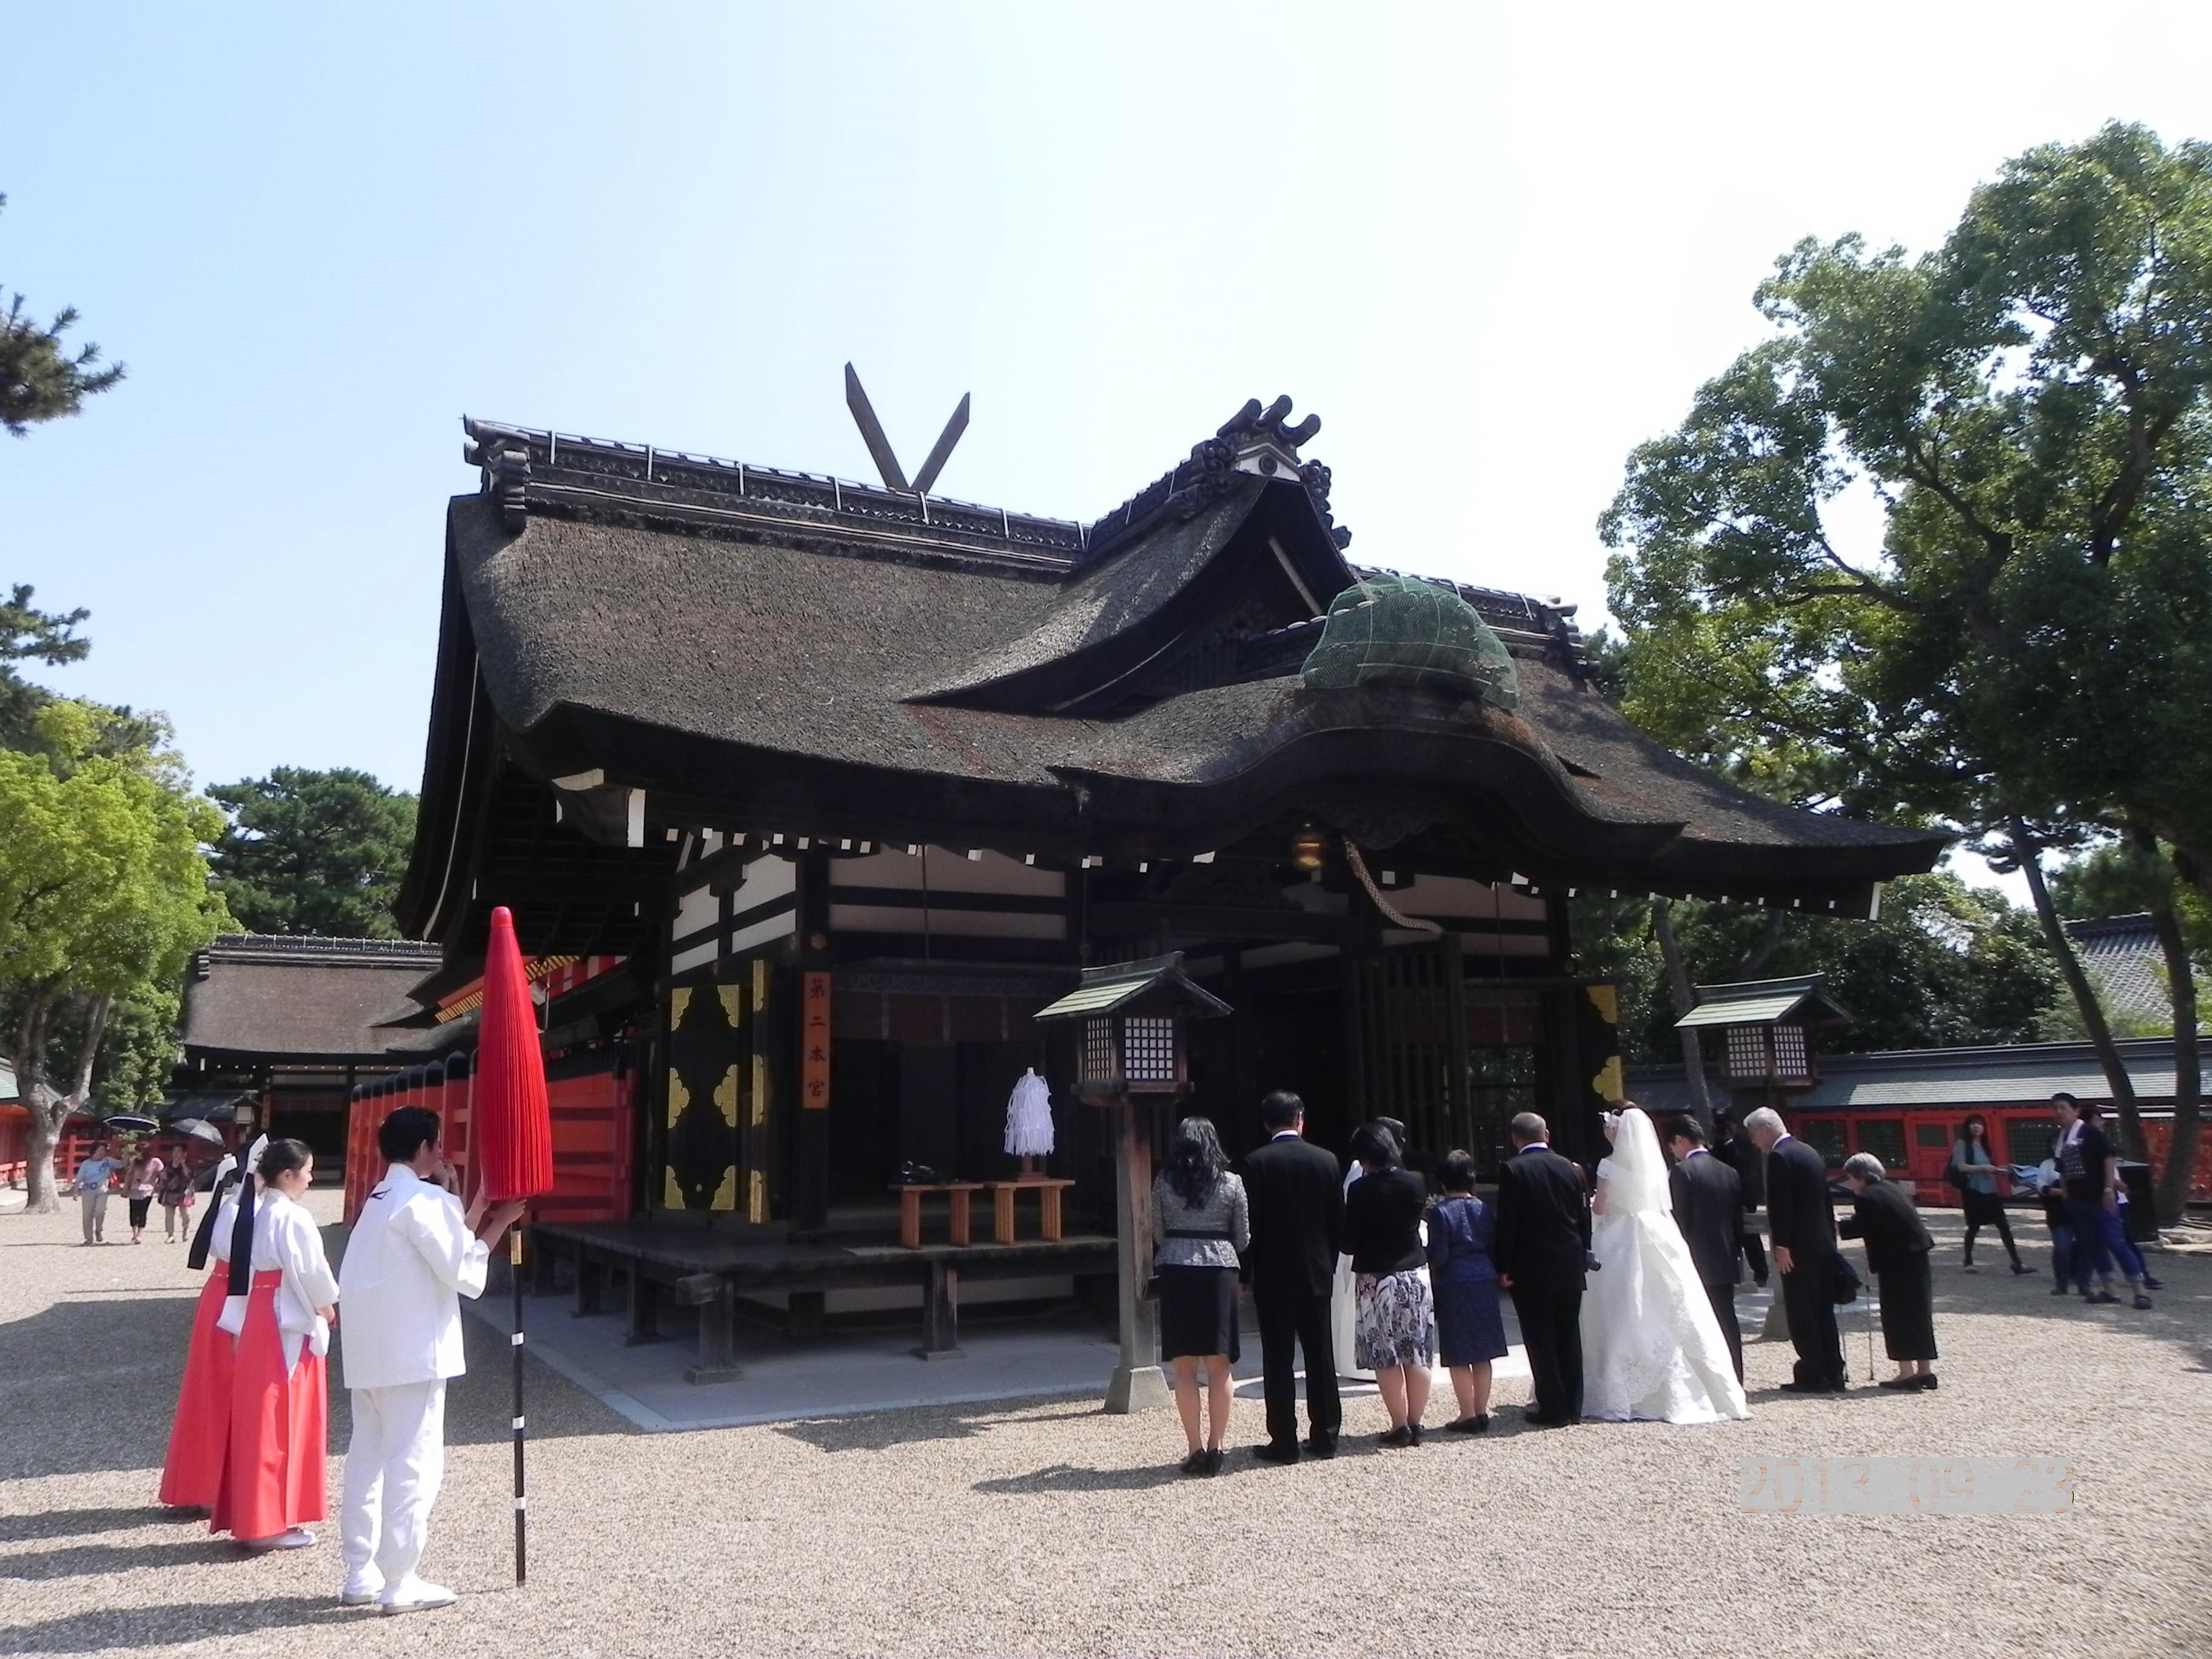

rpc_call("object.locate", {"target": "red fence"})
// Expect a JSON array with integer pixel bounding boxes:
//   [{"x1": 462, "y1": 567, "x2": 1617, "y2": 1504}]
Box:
[
  {"x1": 1794, "y1": 1104, "x2": 2212, "y2": 1207},
  {"x1": 343, "y1": 1057, "x2": 635, "y2": 1228}
]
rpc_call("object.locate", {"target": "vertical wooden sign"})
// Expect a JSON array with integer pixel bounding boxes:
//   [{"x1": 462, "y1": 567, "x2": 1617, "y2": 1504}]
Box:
[{"x1": 802, "y1": 971, "x2": 832, "y2": 1111}]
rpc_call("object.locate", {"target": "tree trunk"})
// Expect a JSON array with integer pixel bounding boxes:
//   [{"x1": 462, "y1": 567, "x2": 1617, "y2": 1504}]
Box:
[
  {"x1": 2013, "y1": 822, "x2": 2146, "y2": 1157},
  {"x1": 1652, "y1": 900, "x2": 1714, "y2": 1125},
  {"x1": 13, "y1": 989, "x2": 112, "y2": 1215},
  {"x1": 2136, "y1": 833, "x2": 2202, "y2": 1227},
  {"x1": 1736, "y1": 910, "x2": 1789, "y2": 979}
]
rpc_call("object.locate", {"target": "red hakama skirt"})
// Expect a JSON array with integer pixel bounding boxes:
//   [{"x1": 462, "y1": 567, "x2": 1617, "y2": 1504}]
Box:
[
  {"x1": 209, "y1": 1269, "x2": 327, "y2": 1540},
  {"x1": 158, "y1": 1271, "x2": 235, "y2": 1509}
]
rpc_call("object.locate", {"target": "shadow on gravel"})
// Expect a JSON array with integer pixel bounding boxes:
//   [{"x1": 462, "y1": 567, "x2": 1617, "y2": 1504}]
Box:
[
  {"x1": 972, "y1": 1460, "x2": 1197, "y2": 1495},
  {"x1": 2, "y1": 1595, "x2": 350, "y2": 1652},
  {"x1": 776, "y1": 1403, "x2": 1099, "y2": 1454},
  {"x1": 0, "y1": 1536, "x2": 241, "y2": 1581},
  {"x1": 0, "y1": 1506, "x2": 182, "y2": 1544}
]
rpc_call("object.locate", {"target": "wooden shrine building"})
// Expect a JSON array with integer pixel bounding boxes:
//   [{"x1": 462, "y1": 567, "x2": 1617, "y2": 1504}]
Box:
[{"x1": 388, "y1": 397, "x2": 1945, "y2": 1363}]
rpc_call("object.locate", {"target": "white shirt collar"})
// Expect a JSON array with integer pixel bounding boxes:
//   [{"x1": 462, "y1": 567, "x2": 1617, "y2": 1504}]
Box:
[
  {"x1": 1270, "y1": 1130, "x2": 1301, "y2": 1141},
  {"x1": 1516, "y1": 1142, "x2": 1549, "y2": 1155}
]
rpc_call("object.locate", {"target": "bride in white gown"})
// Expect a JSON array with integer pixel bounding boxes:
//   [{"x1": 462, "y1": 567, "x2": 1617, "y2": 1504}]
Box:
[{"x1": 1580, "y1": 1107, "x2": 1750, "y2": 1424}]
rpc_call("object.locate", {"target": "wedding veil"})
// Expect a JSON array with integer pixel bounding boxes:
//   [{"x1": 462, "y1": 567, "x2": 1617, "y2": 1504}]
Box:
[{"x1": 1602, "y1": 1107, "x2": 1673, "y2": 1215}]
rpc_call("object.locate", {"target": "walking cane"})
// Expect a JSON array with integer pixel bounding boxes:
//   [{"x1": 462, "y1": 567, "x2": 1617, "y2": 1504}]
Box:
[{"x1": 511, "y1": 1218, "x2": 528, "y2": 1587}]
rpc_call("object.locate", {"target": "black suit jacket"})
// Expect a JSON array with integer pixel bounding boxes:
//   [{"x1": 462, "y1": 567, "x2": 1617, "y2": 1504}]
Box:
[
  {"x1": 1765, "y1": 1136, "x2": 1838, "y2": 1258},
  {"x1": 1491, "y1": 1145, "x2": 1589, "y2": 1290},
  {"x1": 1242, "y1": 1134, "x2": 1342, "y2": 1298},
  {"x1": 1713, "y1": 1134, "x2": 1765, "y2": 1209},
  {"x1": 1668, "y1": 1149, "x2": 1744, "y2": 1289},
  {"x1": 1837, "y1": 1179, "x2": 1932, "y2": 1278}
]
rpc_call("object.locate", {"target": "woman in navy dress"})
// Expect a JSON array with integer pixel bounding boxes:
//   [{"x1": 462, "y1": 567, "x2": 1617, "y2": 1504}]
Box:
[{"x1": 1426, "y1": 1148, "x2": 1507, "y2": 1433}]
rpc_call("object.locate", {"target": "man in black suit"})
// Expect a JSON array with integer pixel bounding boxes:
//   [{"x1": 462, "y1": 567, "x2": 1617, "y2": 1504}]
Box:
[
  {"x1": 1746, "y1": 1105, "x2": 1846, "y2": 1392},
  {"x1": 1711, "y1": 1113, "x2": 1769, "y2": 1288},
  {"x1": 1242, "y1": 1090, "x2": 1343, "y2": 1463},
  {"x1": 1664, "y1": 1114, "x2": 1746, "y2": 1381},
  {"x1": 1491, "y1": 1111, "x2": 1589, "y2": 1426}
]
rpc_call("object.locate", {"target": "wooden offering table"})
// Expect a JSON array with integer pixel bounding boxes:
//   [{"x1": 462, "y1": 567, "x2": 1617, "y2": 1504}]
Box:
[
  {"x1": 893, "y1": 1181, "x2": 987, "y2": 1249},
  {"x1": 987, "y1": 1178, "x2": 1076, "y2": 1245}
]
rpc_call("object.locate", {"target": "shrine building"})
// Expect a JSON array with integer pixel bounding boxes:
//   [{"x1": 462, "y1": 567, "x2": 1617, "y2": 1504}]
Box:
[{"x1": 375, "y1": 396, "x2": 1945, "y2": 1369}]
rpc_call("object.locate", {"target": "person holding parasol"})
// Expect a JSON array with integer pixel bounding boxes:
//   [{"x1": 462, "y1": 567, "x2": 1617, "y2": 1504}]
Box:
[
  {"x1": 337, "y1": 1105, "x2": 525, "y2": 1613},
  {"x1": 338, "y1": 905, "x2": 542, "y2": 1615}
]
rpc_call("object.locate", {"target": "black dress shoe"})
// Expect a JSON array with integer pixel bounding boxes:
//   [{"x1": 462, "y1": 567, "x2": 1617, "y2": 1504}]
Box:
[
  {"x1": 1407, "y1": 1423, "x2": 1424, "y2": 1447},
  {"x1": 1916, "y1": 1373, "x2": 1939, "y2": 1390},
  {"x1": 1778, "y1": 1379, "x2": 1835, "y2": 1394},
  {"x1": 1877, "y1": 1376, "x2": 1919, "y2": 1390},
  {"x1": 1377, "y1": 1426, "x2": 1413, "y2": 1449},
  {"x1": 1179, "y1": 1449, "x2": 1208, "y2": 1475},
  {"x1": 1447, "y1": 1414, "x2": 1491, "y2": 1434},
  {"x1": 1251, "y1": 1441, "x2": 1299, "y2": 1466},
  {"x1": 1201, "y1": 1448, "x2": 1224, "y2": 1475},
  {"x1": 1523, "y1": 1412, "x2": 1566, "y2": 1427},
  {"x1": 1301, "y1": 1434, "x2": 1336, "y2": 1460}
]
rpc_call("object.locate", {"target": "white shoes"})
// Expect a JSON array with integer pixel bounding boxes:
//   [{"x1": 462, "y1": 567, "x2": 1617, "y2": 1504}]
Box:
[
  {"x1": 340, "y1": 1572, "x2": 383, "y2": 1607},
  {"x1": 243, "y1": 1527, "x2": 317, "y2": 1552},
  {"x1": 380, "y1": 1577, "x2": 458, "y2": 1616}
]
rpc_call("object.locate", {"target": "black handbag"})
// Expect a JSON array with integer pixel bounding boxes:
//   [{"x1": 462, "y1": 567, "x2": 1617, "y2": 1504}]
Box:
[{"x1": 1829, "y1": 1250, "x2": 1862, "y2": 1305}]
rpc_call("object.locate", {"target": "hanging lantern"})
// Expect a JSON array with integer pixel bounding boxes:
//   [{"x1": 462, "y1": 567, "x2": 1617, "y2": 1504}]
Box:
[
  {"x1": 1033, "y1": 953, "x2": 1232, "y2": 1105},
  {"x1": 1290, "y1": 825, "x2": 1327, "y2": 872}
]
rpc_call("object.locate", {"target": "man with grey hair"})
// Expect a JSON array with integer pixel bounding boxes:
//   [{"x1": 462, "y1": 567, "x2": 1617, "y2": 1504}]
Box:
[
  {"x1": 1492, "y1": 1111, "x2": 1590, "y2": 1425},
  {"x1": 1744, "y1": 1107, "x2": 1846, "y2": 1392}
]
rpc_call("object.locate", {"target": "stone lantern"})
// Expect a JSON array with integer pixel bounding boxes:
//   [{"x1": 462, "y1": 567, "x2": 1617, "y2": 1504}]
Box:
[{"x1": 1035, "y1": 953, "x2": 1230, "y2": 1412}]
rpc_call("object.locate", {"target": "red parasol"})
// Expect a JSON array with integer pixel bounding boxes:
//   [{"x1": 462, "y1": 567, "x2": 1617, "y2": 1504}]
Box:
[{"x1": 472, "y1": 906, "x2": 554, "y2": 1203}]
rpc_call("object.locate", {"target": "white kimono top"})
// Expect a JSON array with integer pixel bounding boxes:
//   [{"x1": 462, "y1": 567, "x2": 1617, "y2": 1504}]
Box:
[
  {"x1": 337, "y1": 1164, "x2": 489, "y2": 1393},
  {"x1": 218, "y1": 1191, "x2": 340, "y2": 1369}
]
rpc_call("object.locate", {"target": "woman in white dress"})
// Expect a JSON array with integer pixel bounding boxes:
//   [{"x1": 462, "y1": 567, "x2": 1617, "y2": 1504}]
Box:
[{"x1": 1580, "y1": 1107, "x2": 1749, "y2": 1424}]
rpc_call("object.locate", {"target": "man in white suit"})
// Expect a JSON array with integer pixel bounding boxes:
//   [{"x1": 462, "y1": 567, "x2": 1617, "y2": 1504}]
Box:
[{"x1": 338, "y1": 1107, "x2": 525, "y2": 1615}]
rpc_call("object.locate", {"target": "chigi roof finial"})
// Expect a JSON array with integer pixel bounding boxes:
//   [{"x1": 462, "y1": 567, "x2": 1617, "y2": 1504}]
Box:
[{"x1": 844, "y1": 363, "x2": 970, "y2": 495}]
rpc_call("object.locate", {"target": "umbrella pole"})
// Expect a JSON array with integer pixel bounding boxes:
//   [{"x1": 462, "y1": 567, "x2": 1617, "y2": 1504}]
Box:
[{"x1": 511, "y1": 1220, "x2": 527, "y2": 1587}]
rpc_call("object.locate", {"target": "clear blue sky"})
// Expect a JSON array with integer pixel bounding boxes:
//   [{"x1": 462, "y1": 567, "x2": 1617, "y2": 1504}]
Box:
[{"x1": 5, "y1": 1, "x2": 2209, "y2": 860}]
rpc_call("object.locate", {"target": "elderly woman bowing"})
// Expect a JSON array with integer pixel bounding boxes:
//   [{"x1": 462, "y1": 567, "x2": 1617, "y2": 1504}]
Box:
[{"x1": 1837, "y1": 1153, "x2": 1939, "y2": 1391}]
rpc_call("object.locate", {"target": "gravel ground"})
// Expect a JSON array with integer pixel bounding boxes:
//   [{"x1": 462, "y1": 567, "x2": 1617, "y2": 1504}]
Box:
[{"x1": 4, "y1": 1189, "x2": 2208, "y2": 1659}]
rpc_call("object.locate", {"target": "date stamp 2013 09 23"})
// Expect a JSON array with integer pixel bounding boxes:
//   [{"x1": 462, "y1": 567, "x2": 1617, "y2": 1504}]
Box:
[{"x1": 1740, "y1": 1458, "x2": 2074, "y2": 1515}]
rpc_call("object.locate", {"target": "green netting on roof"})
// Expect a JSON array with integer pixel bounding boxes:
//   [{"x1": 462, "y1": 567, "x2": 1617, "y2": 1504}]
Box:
[{"x1": 1299, "y1": 574, "x2": 1519, "y2": 708}]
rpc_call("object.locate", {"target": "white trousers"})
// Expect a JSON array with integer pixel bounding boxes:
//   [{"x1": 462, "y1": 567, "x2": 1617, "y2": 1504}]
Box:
[{"x1": 340, "y1": 1379, "x2": 447, "y2": 1589}]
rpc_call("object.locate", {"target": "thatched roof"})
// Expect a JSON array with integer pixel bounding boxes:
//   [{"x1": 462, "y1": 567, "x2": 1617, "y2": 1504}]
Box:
[
  {"x1": 398, "y1": 404, "x2": 1945, "y2": 950},
  {"x1": 179, "y1": 936, "x2": 444, "y2": 1062}
]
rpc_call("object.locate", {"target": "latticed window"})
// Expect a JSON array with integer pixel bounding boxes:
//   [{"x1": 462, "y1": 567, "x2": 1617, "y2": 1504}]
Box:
[
  {"x1": 1771, "y1": 1024, "x2": 1809, "y2": 1078},
  {"x1": 1802, "y1": 1119, "x2": 1848, "y2": 1167},
  {"x1": 1084, "y1": 1017, "x2": 1116, "y2": 1084},
  {"x1": 1857, "y1": 1118, "x2": 1907, "y2": 1169},
  {"x1": 1725, "y1": 1027, "x2": 1767, "y2": 1081},
  {"x1": 1123, "y1": 1017, "x2": 1177, "y2": 1084}
]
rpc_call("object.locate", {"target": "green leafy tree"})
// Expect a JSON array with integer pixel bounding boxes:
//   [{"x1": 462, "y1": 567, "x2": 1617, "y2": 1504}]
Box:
[
  {"x1": 207, "y1": 768, "x2": 418, "y2": 938},
  {"x1": 1, "y1": 193, "x2": 126, "y2": 437},
  {"x1": 0, "y1": 702, "x2": 227, "y2": 1211},
  {"x1": 1581, "y1": 874, "x2": 2059, "y2": 1066},
  {"x1": 1601, "y1": 123, "x2": 2210, "y2": 1220}
]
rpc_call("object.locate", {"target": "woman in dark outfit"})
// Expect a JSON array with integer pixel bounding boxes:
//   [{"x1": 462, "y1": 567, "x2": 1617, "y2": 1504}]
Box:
[
  {"x1": 1344, "y1": 1120, "x2": 1433, "y2": 1446},
  {"x1": 1838, "y1": 1153, "x2": 1938, "y2": 1390},
  {"x1": 1426, "y1": 1148, "x2": 1506, "y2": 1433},
  {"x1": 1948, "y1": 1114, "x2": 2028, "y2": 1275},
  {"x1": 1150, "y1": 1116, "x2": 1249, "y2": 1475}
]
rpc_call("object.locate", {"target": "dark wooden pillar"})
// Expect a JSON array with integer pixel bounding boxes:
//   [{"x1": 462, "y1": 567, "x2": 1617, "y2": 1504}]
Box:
[
  {"x1": 918, "y1": 1261, "x2": 962, "y2": 1359},
  {"x1": 623, "y1": 1271, "x2": 664, "y2": 1346},
  {"x1": 677, "y1": 1273, "x2": 742, "y2": 1384},
  {"x1": 793, "y1": 850, "x2": 832, "y2": 1236},
  {"x1": 574, "y1": 1253, "x2": 603, "y2": 1318}
]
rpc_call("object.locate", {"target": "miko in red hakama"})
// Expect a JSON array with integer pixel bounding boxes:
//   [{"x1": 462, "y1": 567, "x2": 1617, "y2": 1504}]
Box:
[
  {"x1": 209, "y1": 1269, "x2": 329, "y2": 1541},
  {"x1": 158, "y1": 1269, "x2": 236, "y2": 1509}
]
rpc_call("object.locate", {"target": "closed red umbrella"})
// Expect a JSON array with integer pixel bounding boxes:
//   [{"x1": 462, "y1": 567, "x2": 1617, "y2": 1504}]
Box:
[
  {"x1": 473, "y1": 907, "x2": 553, "y2": 1202},
  {"x1": 472, "y1": 903, "x2": 551, "y2": 1589}
]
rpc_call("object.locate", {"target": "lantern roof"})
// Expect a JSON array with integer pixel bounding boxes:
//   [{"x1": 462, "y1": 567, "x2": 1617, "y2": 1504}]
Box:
[
  {"x1": 1673, "y1": 974, "x2": 1854, "y2": 1030},
  {"x1": 1032, "y1": 953, "x2": 1232, "y2": 1024}
]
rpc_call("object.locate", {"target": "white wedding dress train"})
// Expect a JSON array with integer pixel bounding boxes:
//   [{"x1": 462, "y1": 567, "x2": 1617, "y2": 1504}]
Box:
[{"x1": 1580, "y1": 1109, "x2": 1750, "y2": 1425}]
